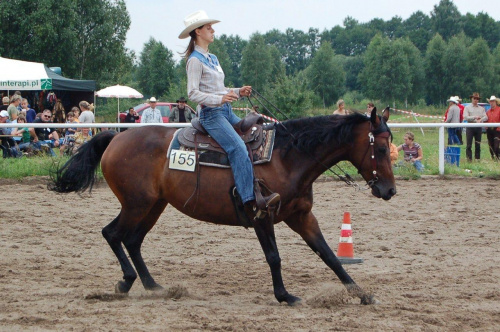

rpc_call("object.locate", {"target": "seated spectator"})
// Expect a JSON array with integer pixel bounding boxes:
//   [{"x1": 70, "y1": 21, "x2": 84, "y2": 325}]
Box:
[
  {"x1": 0, "y1": 96, "x2": 9, "y2": 111},
  {"x1": 30, "y1": 109, "x2": 60, "y2": 157},
  {"x1": 21, "y1": 98, "x2": 37, "y2": 123},
  {"x1": 59, "y1": 111, "x2": 78, "y2": 156},
  {"x1": 390, "y1": 142, "x2": 398, "y2": 165},
  {"x1": 0, "y1": 110, "x2": 21, "y2": 158},
  {"x1": 73, "y1": 128, "x2": 92, "y2": 150},
  {"x1": 122, "y1": 107, "x2": 140, "y2": 132},
  {"x1": 397, "y1": 131, "x2": 424, "y2": 172},
  {"x1": 12, "y1": 114, "x2": 39, "y2": 155},
  {"x1": 169, "y1": 97, "x2": 194, "y2": 123},
  {"x1": 71, "y1": 106, "x2": 81, "y2": 122},
  {"x1": 52, "y1": 99, "x2": 66, "y2": 136}
]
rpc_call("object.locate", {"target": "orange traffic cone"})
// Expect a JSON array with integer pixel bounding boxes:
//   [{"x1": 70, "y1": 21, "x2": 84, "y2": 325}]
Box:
[{"x1": 336, "y1": 212, "x2": 363, "y2": 264}]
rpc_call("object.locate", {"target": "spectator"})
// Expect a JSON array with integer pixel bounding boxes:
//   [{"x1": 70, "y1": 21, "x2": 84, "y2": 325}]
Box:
[
  {"x1": 8, "y1": 94, "x2": 21, "y2": 121},
  {"x1": 485, "y1": 96, "x2": 500, "y2": 160},
  {"x1": 140, "y1": 97, "x2": 163, "y2": 123},
  {"x1": 333, "y1": 99, "x2": 349, "y2": 115},
  {"x1": 169, "y1": 97, "x2": 194, "y2": 123},
  {"x1": 30, "y1": 109, "x2": 60, "y2": 157},
  {"x1": 455, "y1": 96, "x2": 465, "y2": 145},
  {"x1": 0, "y1": 110, "x2": 21, "y2": 158},
  {"x1": 71, "y1": 106, "x2": 81, "y2": 122},
  {"x1": 74, "y1": 127, "x2": 92, "y2": 149},
  {"x1": 463, "y1": 92, "x2": 487, "y2": 161},
  {"x1": 52, "y1": 99, "x2": 66, "y2": 136},
  {"x1": 445, "y1": 96, "x2": 461, "y2": 145},
  {"x1": 390, "y1": 142, "x2": 398, "y2": 165},
  {"x1": 0, "y1": 96, "x2": 9, "y2": 111},
  {"x1": 12, "y1": 114, "x2": 39, "y2": 155},
  {"x1": 21, "y1": 98, "x2": 37, "y2": 123},
  {"x1": 78, "y1": 100, "x2": 95, "y2": 124},
  {"x1": 122, "y1": 107, "x2": 139, "y2": 132},
  {"x1": 365, "y1": 102, "x2": 375, "y2": 117},
  {"x1": 59, "y1": 111, "x2": 78, "y2": 156},
  {"x1": 397, "y1": 131, "x2": 424, "y2": 172}
]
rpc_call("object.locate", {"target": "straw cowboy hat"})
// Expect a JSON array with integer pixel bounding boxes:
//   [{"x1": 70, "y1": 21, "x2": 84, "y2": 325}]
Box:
[
  {"x1": 486, "y1": 95, "x2": 498, "y2": 102},
  {"x1": 469, "y1": 92, "x2": 481, "y2": 99},
  {"x1": 149, "y1": 97, "x2": 157, "y2": 103},
  {"x1": 178, "y1": 10, "x2": 220, "y2": 39},
  {"x1": 446, "y1": 96, "x2": 459, "y2": 104}
]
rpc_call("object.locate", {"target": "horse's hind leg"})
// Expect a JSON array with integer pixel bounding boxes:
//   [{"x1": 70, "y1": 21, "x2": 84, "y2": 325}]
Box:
[
  {"x1": 285, "y1": 211, "x2": 376, "y2": 304},
  {"x1": 122, "y1": 199, "x2": 168, "y2": 291},
  {"x1": 102, "y1": 213, "x2": 138, "y2": 293},
  {"x1": 253, "y1": 217, "x2": 301, "y2": 306}
]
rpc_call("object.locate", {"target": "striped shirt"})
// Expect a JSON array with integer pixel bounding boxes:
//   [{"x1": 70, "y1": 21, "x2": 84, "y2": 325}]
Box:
[{"x1": 186, "y1": 45, "x2": 241, "y2": 107}]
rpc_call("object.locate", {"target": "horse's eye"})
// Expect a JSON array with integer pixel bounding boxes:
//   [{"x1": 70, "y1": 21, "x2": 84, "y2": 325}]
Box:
[{"x1": 378, "y1": 146, "x2": 387, "y2": 154}]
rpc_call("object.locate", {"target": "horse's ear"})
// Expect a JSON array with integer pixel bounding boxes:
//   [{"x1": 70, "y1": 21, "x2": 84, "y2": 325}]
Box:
[
  {"x1": 382, "y1": 107, "x2": 390, "y2": 122},
  {"x1": 370, "y1": 107, "x2": 379, "y2": 125}
]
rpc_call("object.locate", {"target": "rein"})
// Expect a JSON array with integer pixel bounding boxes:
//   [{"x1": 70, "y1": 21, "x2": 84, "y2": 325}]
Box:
[{"x1": 247, "y1": 90, "x2": 385, "y2": 191}]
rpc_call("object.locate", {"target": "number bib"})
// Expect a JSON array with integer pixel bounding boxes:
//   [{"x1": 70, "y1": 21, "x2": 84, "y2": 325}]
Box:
[{"x1": 169, "y1": 150, "x2": 196, "y2": 172}]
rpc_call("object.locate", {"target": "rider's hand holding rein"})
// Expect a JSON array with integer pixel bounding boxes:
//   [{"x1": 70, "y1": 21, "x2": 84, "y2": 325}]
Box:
[
  {"x1": 222, "y1": 86, "x2": 251, "y2": 104},
  {"x1": 239, "y1": 86, "x2": 252, "y2": 97}
]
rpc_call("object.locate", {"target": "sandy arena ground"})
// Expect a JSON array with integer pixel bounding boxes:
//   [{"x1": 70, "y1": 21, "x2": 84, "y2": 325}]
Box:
[{"x1": 1, "y1": 176, "x2": 499, "y2": 331}]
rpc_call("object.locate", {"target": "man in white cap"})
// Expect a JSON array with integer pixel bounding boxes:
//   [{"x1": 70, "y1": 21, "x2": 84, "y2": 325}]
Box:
[
  {"x1": 445, "y1": 96, "x2": 461, "y2": 145},
  {"x1": 140, "y1": 97, "x2": 163, "y2": 123},
  {"x1": 485, "y1": 95, "x2": 500, "y2": 160}
]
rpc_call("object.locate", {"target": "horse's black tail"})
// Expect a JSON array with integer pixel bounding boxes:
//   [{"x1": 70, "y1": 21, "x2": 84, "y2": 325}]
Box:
[{"x1": 48, "y1": 130, "x2": 118, "y2": 194}]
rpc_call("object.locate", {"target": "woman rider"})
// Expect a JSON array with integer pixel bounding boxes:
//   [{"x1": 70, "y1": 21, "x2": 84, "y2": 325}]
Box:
[{"x1": 179, "y1": 10, "x2": 280, "y2": 219}]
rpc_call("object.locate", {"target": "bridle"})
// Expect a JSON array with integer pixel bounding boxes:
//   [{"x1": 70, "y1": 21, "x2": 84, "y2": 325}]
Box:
[{"x1": 358, "y1": 125, "x2": 391, "y2": 188}]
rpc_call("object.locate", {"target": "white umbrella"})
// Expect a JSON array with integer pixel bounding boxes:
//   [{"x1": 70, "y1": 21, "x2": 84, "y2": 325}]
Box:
[{"x1": 95, "y1": 84, "x2": 143, "y2": 124}]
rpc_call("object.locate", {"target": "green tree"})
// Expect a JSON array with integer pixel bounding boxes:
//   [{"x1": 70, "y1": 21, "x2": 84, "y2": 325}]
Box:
[
  {"x1": 268, "y1": 75, "x2": 316, "y2": 119},
  {"x1": 136, "y1": 38, "x2": 175, "y2": 98},
  {"x1": 359, "y1": 34, "x2": 411, "y2": 103},
  {"x1": 441, "y1": 34, "x2": 469, "y2": 99},
  {"x1": 218, "y1": 34, "x2": 247, "y2": 87},
  {"x1": 0, "y1": 0, "x2": 131, "y2": 84},
  {"x1": 425, "y1": 34, "x2": 447, "y2": 105},
  {"x1": 430, "y1": 0, "x2": 462, "y2": 41},
  {"x1": 465, "y1": 37, "x2": 493, "y2": 95},
  {"x1": 403, "y1": 11, "x2": 432, "y2": 53},
  {"x1": 241, "y1": 34, "x2": 272, "y2": 93},
  {"x1": 462, "y1": 12, "x2": 500, "y2": 50},
  {"x1": 397, "y1": 38, "x2": 425, "y2": 103},
  {"x1": 306, "y1": 42, "x2": 345, "y2": 107},
  {"x1": 492, "y1": 43, "x2": 500, "y2": 94}
]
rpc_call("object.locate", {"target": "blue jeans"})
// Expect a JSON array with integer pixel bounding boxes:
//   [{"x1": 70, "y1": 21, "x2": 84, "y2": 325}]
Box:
[
  {"x1": 447, "y1": 128, "x2": 460, "y2": 145},
  {"x1": 33, "y1": 140, "x2": 56, "y2": 157},
  {"x1": 413, "y1": 160, "x2": 424, "y2": 172},
  {"x1": 200, "y1": 103, "x2": 255, "y2": 203}
]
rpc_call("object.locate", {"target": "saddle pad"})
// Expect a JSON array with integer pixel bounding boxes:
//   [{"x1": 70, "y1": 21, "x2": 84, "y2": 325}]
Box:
[{"x1": 168, "y1": 128, "x2": 275, "y2": 169}]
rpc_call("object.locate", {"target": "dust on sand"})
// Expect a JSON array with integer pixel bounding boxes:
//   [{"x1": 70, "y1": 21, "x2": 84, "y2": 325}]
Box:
[{"x1": 1, "y1": 177, "x2": 499, "y2": 331}]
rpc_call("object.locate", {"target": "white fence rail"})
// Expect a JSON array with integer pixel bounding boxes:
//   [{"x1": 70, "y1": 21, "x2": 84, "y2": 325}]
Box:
[{"x1": 1, "y1": 122, "x2": 500, "y2": 175}]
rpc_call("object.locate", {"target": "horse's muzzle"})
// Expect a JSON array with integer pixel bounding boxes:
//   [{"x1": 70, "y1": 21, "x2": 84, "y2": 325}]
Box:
[{"x1": 372, "y1": 186, "x2": 396, "y2": 200}]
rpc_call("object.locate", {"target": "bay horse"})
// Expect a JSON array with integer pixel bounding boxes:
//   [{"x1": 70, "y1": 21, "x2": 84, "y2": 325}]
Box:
[{"x1": 49, "y1": 108, "x2": 396, "y2": 305}]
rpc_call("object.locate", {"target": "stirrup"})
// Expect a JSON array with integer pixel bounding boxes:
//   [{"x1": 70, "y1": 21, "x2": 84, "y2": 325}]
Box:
[{"x1": 253, "y1": 193, "x2": 281, "y2": 220}]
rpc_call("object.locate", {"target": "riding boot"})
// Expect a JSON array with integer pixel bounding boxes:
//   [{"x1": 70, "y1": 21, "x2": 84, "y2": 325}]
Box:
[{"x1": 244, "y1": 192, "x2": 281, "y2": 221}]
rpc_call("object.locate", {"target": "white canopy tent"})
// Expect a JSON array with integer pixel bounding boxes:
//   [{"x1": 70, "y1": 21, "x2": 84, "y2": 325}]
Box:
[{"x1": 95, "y1": 84, "x2": 143, "y2": 124}]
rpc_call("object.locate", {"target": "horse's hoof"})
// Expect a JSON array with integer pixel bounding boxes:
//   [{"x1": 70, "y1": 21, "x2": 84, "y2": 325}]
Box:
[
  {"x1": 115, "y1": 281, "x2": 131, "y2": 294},
  {"x1": 146, "y1": 283, "x2": 164, "y2": 292},
  {"x1": 361, "y1": 294, "x2": 380, "y2": 305},
  {"x1": 279, "y1": 293, "x2": 302, "y2": 306}
]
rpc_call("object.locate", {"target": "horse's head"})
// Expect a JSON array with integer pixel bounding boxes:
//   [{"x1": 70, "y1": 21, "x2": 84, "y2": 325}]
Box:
[{"x1": 350, "y1": 107, "x2": 396, "y2": 200}]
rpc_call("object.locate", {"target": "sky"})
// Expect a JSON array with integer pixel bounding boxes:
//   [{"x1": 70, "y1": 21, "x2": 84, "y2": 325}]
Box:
[{"x1": 123, "y1": 0, "x2": 497, "y2": 62}]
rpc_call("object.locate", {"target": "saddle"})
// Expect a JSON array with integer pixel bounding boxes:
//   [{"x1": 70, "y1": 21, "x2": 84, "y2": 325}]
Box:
[{"x1": 178, "y1": 112, "x2": 266, "y2": 156}]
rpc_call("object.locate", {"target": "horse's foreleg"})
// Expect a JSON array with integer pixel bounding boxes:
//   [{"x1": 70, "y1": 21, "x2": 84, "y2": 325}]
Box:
[
  {"x1": 102, "y1": 213, "x2": 137, "y2": 293},
  {"x1": 285, "y1": 211, "x2": 376, "y2": 304},
  {"x1": 122, "y1": 200, "x2": 168, "y2": 291},
  {"x1": 253, "y1": 217, "x2": 301, "y2": 306}
]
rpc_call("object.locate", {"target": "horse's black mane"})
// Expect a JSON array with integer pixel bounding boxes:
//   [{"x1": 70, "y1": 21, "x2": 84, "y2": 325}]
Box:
[{"x1": 273, "y1": 113, "x2": 390, "y2": 153}]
